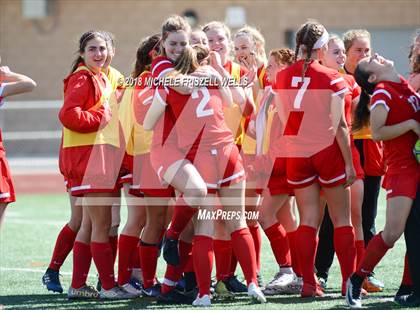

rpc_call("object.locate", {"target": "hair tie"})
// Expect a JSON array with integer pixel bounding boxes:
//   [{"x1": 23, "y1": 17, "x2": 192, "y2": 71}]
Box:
[{"x1": 313, "y1": 30, "x2": 329, "y2": 49}]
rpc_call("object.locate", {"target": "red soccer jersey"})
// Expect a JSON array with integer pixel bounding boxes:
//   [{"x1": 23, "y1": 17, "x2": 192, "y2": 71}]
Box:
[
  {"x1": 160, "y1": 85, "x2": 234, "y2": 151},
  {"x1": 370, "y1": 76, "x2": 420, "y2": 175},
  {"x1": 273, "y1": 59, "x2": 348, "y2": 156},
  {"x1": 133, "y1": 71, "x2": 154, "y2": 125}
]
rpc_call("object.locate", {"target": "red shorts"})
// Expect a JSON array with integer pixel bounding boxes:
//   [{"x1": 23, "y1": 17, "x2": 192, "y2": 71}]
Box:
[
  {"x1": 351, "y1": 141, "x2": 364, "y2": 180},
  {"x1": 287, "y1": 141, "x2": 346, "y2": 188},
  {"x1": 118, "y1": 153, "x2": 133, "y2": 185},
  {"x1": 267, "y1": 158, "x2": 293, "y2": 196},
  {"x1": 63, "y1": 144, "x2": 123, "y2": 197},
  {"x1": 0, "y1": 155, "x2": 15, "y2": 204},
  {"x1": 383, "y1": 170, "x2": 419, "y2": 200},
  {"x1": 130, "y1": 153, "x2": 175, "y2": 198},
  {"x1": 189, "y1": 143, "x2": 245, "y2": 193},
  {"x1": 150, "y1": 142, "x2": 185, "y2": 184}
]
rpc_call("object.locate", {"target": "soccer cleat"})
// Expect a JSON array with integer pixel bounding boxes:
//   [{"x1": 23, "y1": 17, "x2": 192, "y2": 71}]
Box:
[
  {"x1": 129, "y1": 277, "x2": 143, "y2": 291},
  {"x1": 99, "y1": 286, "x2": 137, "y2": 299},
  {"x1": 214, "y1": 280, "x2": 235, "y2": 300},
  {"x1": 345, "y1": 275, "x2": 363, "y2": 308},
  {"x1": 121, "y1": 282, "x2": 142, "y2": 297},
  {"x1": 395, "y1": 284, "x2": 413, "y2": 297},
  {"x1": 68, "y1": 285, "x2": 99, "y2": 300},
  {"x1": 264, "y1": 267, "x2": 296, "y2": 292},
  {"x1": 394, "y1": 293, "x2": 420, "y2": 307},
  {"x1": 157, "y1": 288, "x2": 195, "y2": 304},
  {"x1": 163, "y1": 236, "x2": 180, "y2": 266},
  {"x1": 342, "y1": 281, "x2": 368, "y2": 296},
  {"x1": 42, "y1": 268, "x2": 63, "y2": 293},
  {"x1": 142, "y1": 283, "x2": 162, "y2": 297},
  {"x1": 96, "y1": 277, "x2": 101, "y2": 292},
  {"x1": 223, "y1": 275, "x2": 247, "y2": 293},
  {"x1": 301, "y1": 282, "x2": 324, "y2": 298},
  {"x1": 265, "y1": 275, "x2": 302, "y2": 295},
  {"x1": 192, "y1": 294, "x2": 211, "y2": 307},
  {"x1": 363, "y1": 273, "x2": 384, "y2": 292},
  {"x1": 317, "y1": 276, "x2": 328, "y2": 290},
  {"x1": 247, "y1": 282, "x2": 267, "y2": 303}
]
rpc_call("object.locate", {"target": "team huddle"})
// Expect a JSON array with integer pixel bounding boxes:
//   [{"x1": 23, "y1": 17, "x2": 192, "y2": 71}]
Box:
[{"x1": 0, "y1": 13, "x2": 419, "y2": 308}]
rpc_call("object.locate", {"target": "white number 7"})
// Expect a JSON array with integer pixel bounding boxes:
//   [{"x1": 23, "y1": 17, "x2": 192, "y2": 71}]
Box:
[{"x1": 291, "y1": 77, "x2": 311, "y2": 109}]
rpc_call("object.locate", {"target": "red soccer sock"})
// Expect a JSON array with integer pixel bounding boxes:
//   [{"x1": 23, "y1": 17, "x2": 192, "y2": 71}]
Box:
[
  {"x1": 132, "y1": 243, "x2": 141, "y2": 269},
  {"x1": 166, "y1": 198, "x2": 197, "y2": 240},
  {"x1": 249, "y1": 224, "x2": 262, "y2": 272},
  {"x1": 264, "y1": 223, "x2": 292, "y2": 267},
  {"x1": 355, "y1": 240, "x2": 365, "y2": 269},
  {"x1": 117, "y1": 234, "x2": 139, "y2": 286},
  {"x1": 109, "y1": 235, "x2": 118, "y2": 265},
  {"x1": 231, "y1": 228, "x2": 257, "y2": 286},
  {"x1": 49, "y1": 224, "x2": 77, "y2": 271},
  {"x1": 356, "y1": 232, "x2": 391, "y2": 278},
  {"x1": 229, "y1": 250, "x2": 237, "y2": 277},
  {"x1": 213, "y1": 239, "x2": 232, "y2": 281},
  {"x1": 334, "y1": 226, "x2": 356, "y2": 284},
  {"x1": 91, "y1": 242, "x2": 115, "y2": 290},
  {"x1": 193, "y1": 235, "x2": 213, "y2": 297},
  {"x1": 401, "y1": 253, "x2": 413, "y2": 286},
  {"x1": 71, "y1": 241, "x2": 92, "y2": 289},
  {"x1": 296, "y1": 225, "x2": 318, "y2": 287},
  {"x1": 139, "y1": 242, "x2": 158, "y2": 289},
  {"x1": 287, "y1": 230, "x2": 302, "y2": 277}
]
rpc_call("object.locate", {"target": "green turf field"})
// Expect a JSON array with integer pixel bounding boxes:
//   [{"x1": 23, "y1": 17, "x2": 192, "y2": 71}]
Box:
[{"x1": 0, "y1": 192, "x2": 410, "y2": 309}]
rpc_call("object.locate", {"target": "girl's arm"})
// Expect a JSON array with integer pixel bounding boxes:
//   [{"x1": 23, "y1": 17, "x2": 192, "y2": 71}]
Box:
[
  {"x1": 370, "y1": 104, "x2": 420, "y2": 141},
  {"x1": 0, "y1": 66, "x2": 36, "y2": 98},
  {"x1": 143, "y1": 89, "x2": 166, "y2": 130}
]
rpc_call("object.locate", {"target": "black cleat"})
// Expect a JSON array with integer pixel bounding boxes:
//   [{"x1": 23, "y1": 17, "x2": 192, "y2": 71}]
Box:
[
  {"x1": 394, "y1": 293, "x2": 420, "y2": 307},
  {"x1": 223, "y1": 275, "x2": 247, "y2": 293},
  {"x1": 163, "y1": 235, "x2": 180, "y2": 266},
  {"x1": 157, "y1": 288, "x2": 194, "y2": 304},
  {"x1": 42, "y1": 268, "x2": 63, "y2": 293}
]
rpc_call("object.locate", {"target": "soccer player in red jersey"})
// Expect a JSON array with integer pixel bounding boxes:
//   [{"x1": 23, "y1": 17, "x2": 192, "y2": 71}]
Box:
[
  {"x1": 343, "y1": 29, "x2": 385, "y2": 293},
  {"x1": 203, "y1": 21, "x2": 257, "y2": 294},
  {"x1": 0, "y1": 60, "x2": 36, "y2": 229},
  {"x1": 315, "y1": 35, "x2": 366, "y2": 295},
  {"x1": 144, "y1": 44, "x2": 266, "y2": 306},
  {"x1": 57, "y1": 31, "x2": 134, "y2": 300},
  {"x1": 346, "y1": 53, "x2": 420, "y2": 308},
  {"x1": 273, "y1": 21, "x2": 357, "y2": 298}
]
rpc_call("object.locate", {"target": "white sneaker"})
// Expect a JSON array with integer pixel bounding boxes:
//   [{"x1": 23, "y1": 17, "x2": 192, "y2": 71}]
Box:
[
  {"x1": 265, "y1": 267, "x2": 296, "y2": 291},
  {"x1": 121, "y1": 283, "x2": 142, "y2": 297},
  {"x1": 99, "y1": 286, "x2": 137, "y2": 299},
  {"x1": 247, "y1": 282, "x2": 266, "y2": 303},
  {"x1": 192, "y1": 294, "x2": 211, "y2": 307}
]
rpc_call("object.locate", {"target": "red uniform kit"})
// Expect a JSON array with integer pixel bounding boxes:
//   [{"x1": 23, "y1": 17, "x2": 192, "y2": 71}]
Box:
[
  {"x1": 0, "y1": 86, "x2": 16, "y2": 203},
  {"x1": 342, "y1": 74, "x2": 364, "y2": 180},
  {"x1": 371, "y1": 77, "x2": 420, "y2": 199},
  {"x1": 132, "y1": 69, "x2": 174, "y2": 198},
  {"x1": 273, "y1": 59, "x2": 349, "y2": 188},
  {"x1": 59, "y1": 65, "x2": 122, "y2": 196}
]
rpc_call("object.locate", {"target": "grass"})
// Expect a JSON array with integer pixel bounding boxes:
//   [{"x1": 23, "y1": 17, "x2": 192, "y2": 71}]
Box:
[{"x1": 0, "y1": 192, "x2": 410, "y2": 309}]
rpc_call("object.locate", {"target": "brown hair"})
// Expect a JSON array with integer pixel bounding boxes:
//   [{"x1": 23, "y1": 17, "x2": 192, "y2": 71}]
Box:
[
  {"x1": 342, "y1": 29, "x2": 371, "y2": 52},
  {"x1": 193, "y1": 44, "x2": 210, "y2": 64},
  {"x1": 132, "y1": 34, "x2": 161, "y2": 78},
  {"x1": 294, "y1": 21, "x2": 325, "y2": 78},
  {"x1": 269, "y1": 48, "x2": 295, "y2": 67},
  {"x1": 70, "y1": 30, "x2": 108, "y2": 73},
  {"x1": 160, "y1": 15, "x2": 191, "y2": 57},
  {"x1": 174, "y1": 45, "x2": 199, "y2": 74}
]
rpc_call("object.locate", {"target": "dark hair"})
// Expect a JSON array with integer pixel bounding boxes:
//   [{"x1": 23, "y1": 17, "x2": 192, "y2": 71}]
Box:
[
  {"x1": 160, "y1": 15, "x2": 191, "y2": 57},
  {"x1": 132, "y1": 34, "x2": 161, "y2": 78},
  {"x1": 193, "y1": 44, "x2": 210, "y2": 63},
  {"x1": 409, "y1": 44, "x2": 420, "y2": 74},
  {"x1": 352, "y1": 63, "x2": 377, "y2": 131},
  {"x1": 174, "y1": 46, "x2": 199, "y2": 74},
  {"x1": 269, "y1": 48, "x2": 295, "y2": 67},
  {"x1": 70, "y1": 30, "x2": 107, "y2": 73},
  {"x1": 294, "y1": 21, "x2": 325, "y2": 79}
]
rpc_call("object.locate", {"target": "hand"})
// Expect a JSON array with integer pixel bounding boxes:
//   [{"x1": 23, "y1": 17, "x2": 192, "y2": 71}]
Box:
[
  {"x1": 0, "y1": 66, "x2": 11, "y2": 77},
  {"x1": 344, "y1": 164, "x2": 356, "y2": 187},
  {"x1": 240, "y1": 68, "x2": 256, "y2": 88},
  {"x1": 209, "y1": 51, "x2": 222, "y2": 68}
]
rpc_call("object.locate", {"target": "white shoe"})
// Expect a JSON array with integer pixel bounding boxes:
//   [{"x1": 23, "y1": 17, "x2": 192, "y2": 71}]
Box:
[
  {"x1": 192, "y1": 294, "x2": 211, "y2": 307},
  {"x1": 99, "y1": 286, "x2": 137, "y2": 299},
  {"x1": 265, "y1": 267, "x2": 296, "y2": 291},
  {"x1": 247, "y1": 282, "x2": 266, "y2": 303},
  {"x1": 121, "y1": 283, "x2": 142, "y2": 297},
  {"x1": 345, "y1": 278, "x2": 362, "y2": 308},
  {"x1": 265, "y1": 275, "x2": 302, "y2": 295}
]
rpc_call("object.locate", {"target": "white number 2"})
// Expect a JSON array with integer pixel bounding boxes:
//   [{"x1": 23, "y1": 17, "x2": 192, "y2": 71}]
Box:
[
  {"x1": 193, "y1": 88, "x2": 213, "y2": 118},
  {"x1": 291, "y1": 77, "x2": 311, "y2": 109}
]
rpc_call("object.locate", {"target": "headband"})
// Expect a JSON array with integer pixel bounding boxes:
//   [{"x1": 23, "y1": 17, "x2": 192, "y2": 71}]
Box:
[{"x1": 313, "y1": 30, "x2": 329, "y2": 49}]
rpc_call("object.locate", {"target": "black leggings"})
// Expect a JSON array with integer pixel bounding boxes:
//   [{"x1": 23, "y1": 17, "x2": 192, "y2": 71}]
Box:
[{"x1": 405, "y1": 187, "x2": 420, "y2": 296}]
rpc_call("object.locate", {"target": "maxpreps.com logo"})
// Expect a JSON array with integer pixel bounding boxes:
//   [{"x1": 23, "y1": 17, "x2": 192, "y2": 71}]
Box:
[{"x1": 197, "y1": 209, "x2": 259, "y2": 221}]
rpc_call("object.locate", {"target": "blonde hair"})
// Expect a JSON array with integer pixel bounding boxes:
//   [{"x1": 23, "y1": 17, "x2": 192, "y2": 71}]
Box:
[
  {"x1": 202, "y1": 21, "x2": 231, "y2": 40},
  {"x1": 234, "y1": 25, "x2": 267, "y2": 65},
  {"x1": 174, "y1": 46, "x2": 199, "y2": 74},
  {"x1": 342, "y1": 29, "x2": 371, "y2": 52}
]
